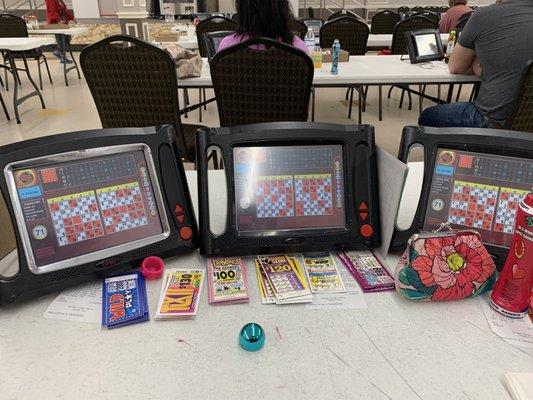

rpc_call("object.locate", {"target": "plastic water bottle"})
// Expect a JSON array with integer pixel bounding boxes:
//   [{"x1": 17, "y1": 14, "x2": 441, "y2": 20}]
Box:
[
  {"x1": 304, "y1": 27, "x2": 316, "y2": 53},
  {"x1": 312, "y1": 44, "x2": 322, "y2": 69},
  {"x1": 331, "y1": 39, "x2": 340, "y2": 75}
]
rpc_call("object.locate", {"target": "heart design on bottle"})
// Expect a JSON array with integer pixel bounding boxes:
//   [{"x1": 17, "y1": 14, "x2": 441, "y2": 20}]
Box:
[{"x1": 512, "y1": 264, "x2": 526, "y2": 280}]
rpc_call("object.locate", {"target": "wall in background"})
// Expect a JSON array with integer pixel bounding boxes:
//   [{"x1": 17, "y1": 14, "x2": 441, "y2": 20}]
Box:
[{"x1": 72, "y1": 0, "x2": 100, "y2": 18}]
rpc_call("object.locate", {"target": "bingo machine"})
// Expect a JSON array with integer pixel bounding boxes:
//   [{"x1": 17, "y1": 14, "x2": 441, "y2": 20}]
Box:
[
  {"x1": 0, "y1": 126, "x2": 197, "y2": 306},
  {"x1": 196, "y1": 122, "x2": 381, "y2": 256},
  {"x1": 391, "y1": 126, "x2": 533, "y2": 265}
]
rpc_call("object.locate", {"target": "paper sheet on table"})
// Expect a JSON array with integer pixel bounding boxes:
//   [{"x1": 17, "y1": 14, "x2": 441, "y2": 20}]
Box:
[
  {"x1": 479, "y1": 297, "x2": 533, "y2": 349},
  {"x1": 376, "y1": 147, "x2": 409, "y2": 260},
  {"x1": 503, "y1": 373, "x2": 533, "y2": 400},
  {"x1": 44, "y1": 281, "x2": 102, "y2": 324},
  {"x1": 306, "y1": 261, "x2": 367, "y2": 310}
]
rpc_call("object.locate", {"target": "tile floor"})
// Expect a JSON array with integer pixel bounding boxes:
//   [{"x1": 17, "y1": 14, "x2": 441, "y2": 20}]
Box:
[{"x1": 0, "y1": 52, "x2": 476, "y2": 165}]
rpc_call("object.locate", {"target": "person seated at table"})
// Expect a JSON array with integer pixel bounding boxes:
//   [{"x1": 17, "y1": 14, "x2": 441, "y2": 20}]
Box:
[
  {"x1": 439, "y1": 0, "x2": 473, "y2": 33},
  {"x1": 419, "y1": 0, "x2": 533, "y2": 128},
  {"x1": 45, "y1": 0, "x2": 75, "y2": 64},
  {"x1": 217, "y1": 0, "x2": 309, "y2": 54}
]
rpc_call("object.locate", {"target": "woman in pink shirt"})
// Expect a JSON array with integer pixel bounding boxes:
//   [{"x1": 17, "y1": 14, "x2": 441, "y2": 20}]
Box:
[
  {"x1": 439, "y1": 0, "x2": 473, "y2": 33},
  {"x1": 218, "y1": 0, "x2": 309, "y2": 54}
]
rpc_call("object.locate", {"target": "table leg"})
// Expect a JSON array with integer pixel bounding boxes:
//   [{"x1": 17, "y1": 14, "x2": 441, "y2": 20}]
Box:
[
  {"x1": 0, "y1": 90, "x2": 10, "y2": 120},
  {"x1": 8, "y1": 50, "x2": 46, "y2": 124},
  {"x1": 358, "y1": 89, "x2": 362, "y2": 124},
  {"x1": 378, "y1": 85, "x2": 382, "y2": 121},
  {"x1": 418, "y1": 84, "x2": 423, "y2": 116},
  {"x1": 311, "y1": 88, "x2": 315, "y2": 122}
]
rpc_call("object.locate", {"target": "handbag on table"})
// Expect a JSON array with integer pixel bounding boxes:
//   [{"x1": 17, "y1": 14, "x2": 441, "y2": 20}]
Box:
[
  {"x1": 395, "y1": 223, "x2": 497, "y2": 301},
  {"x1": 158, "y1": 43, "x2": 203, "y2": 79}
]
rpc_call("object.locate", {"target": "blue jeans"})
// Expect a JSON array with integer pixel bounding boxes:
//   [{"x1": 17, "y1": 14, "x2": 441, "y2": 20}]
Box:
[{"x1": 418, "y1": 102, "x2": 490, "y2": 128}]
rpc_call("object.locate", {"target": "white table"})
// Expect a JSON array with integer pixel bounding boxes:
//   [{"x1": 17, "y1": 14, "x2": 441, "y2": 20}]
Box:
[
  {"x1": 180, "y1": 56, "x2": 478, "y2": 88},
  {"x1": 0, "y1": 37, "x2": 55, "y2": 123},
  {"x1": 29, "y1": 27, "x2": 88, "y2": 86},
  {"x1": 172, "y1": 33, "x2": 451, "y2": 51},
  {"x1": 0, "y1": 166, "x2": 531, "y2": 400},
  {"x1": 29, "y1": 27, "x2": 88, "y2": 36},
  {"x1": 179, "y1": 55, "x2": 480, "y2": 122}
]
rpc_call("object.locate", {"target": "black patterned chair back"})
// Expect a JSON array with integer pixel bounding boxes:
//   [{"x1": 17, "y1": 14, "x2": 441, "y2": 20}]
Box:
[
  {"x1": 506, "y1": 61, "x2": 533, "y2": 133},
  {"x1": 210, "y1": 38, "x2": 314, "y2": 127},
  {"x1": 320, "y1": 16, "x2": 369, "y2": 55},
  {"x1": 0, "y1": 14, "x2": 28, "y2": 37},
  {"x1": 328, "y1": 10, "x2": 361, "y2": 21},
  {"x1": 412, "y1": 11, "x2": 440, "y2": 26},
  {"x1": 291, "y1": 18, "x2": 309, "y2": 40},
  {"x1": 196, "y1": 16, "x2": 238, "y2": 57},
  {"x1": 456, "y1": 12, "x2": 474, "y2": 30},
  {"x1": 371, "y1": 10, "x2": 400, "y2": 34},
  {"x1": 391, "y1": 16, "x2": 438, "y2": 55},
  {"x1": 80, "y1": 35, "x2": 192, "y2": 160}
]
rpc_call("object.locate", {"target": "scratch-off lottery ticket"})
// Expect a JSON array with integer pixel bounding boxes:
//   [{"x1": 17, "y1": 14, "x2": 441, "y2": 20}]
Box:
[
  {"x1": 255, "y1": 259, "x2": 277, "y2": 304},
  {"x1": 257, "y1": 255, "x2": 311, "y2": 301},
  {"x1": 102, "y1": 272, "x2": 149, "y2": 329},
  {"x1": 338, "y1": 251, "x2": 395, "y2": 293},
  {"x1": 155, "y1": 269, "x2": 204, "y2": 320},
  {"x1": 302, "y1": 252, "x2": 346, "y2": 293},
  {"x1": 207, "y1": 257, "x2": 249, "y2": 305}
]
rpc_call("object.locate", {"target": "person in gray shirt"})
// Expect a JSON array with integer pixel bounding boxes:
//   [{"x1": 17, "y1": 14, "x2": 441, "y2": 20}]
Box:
[{"x1": 419, "y1": 0, "x2": 533, "y2": 128}]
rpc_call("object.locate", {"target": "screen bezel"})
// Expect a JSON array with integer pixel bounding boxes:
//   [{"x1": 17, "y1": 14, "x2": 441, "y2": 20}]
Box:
[
  {"x1": 422, "y1": 146, "x2": 532, "y2": 250},
  {"x1": 4, "y1": 143, "x2": 171, "y2": 275},
  {"x1": 408, "y1": 29, "x2": 444, "y2": 63},
  {"x1": 231, "y1": 141, "x2": 350, "y2": 238}
]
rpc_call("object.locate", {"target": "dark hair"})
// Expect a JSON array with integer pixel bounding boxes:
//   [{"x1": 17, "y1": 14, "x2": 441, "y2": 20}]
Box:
[{"x1": 235, "y1": 0, "x2": 295, "y2": 44}]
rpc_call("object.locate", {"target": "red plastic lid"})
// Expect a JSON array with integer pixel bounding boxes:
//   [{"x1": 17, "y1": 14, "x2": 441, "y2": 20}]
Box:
[{"x1": 140, "y1": 256, "x2": 165, "y2": 280}]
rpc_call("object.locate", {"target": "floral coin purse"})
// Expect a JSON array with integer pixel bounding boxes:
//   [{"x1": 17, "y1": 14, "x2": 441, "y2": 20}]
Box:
[{"x1": 395, "y1": 224, "x2": 497, "y2": 301}]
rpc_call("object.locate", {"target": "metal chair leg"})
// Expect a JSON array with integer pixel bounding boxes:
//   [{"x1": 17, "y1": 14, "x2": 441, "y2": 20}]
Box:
[
  {"x1": 399, "y1": 89, "x2": 405, "y2": 108},
  {"x1": 348, "y1": 86, "x2": 354, "y2": 119},
  {"x1": 378, "y1": 85, "x2": 383, "y2": 121},
  {"x1": 37, "y1": 58, "x2": 43, "y2": 90},
  {"x1": 388, "y1": 86, "x2": 394, "y2": 98},
  {"x1": 455, "y1": 84, "x2": 463, "y2": 102},
  {"x1": 198, "y1": 88, "x2": 203, "y2": 122},
  {"x1": 43, "y1": 54, "x2": 53, "y2": 85},
  {"x1": 407, "y1": 89, "x2": 412, "y2": 110}
]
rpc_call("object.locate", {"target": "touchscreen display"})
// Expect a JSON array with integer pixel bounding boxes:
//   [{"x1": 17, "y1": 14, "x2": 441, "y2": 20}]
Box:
[
  {"x1": 415, "y1": 34, "x2": 439, "y2": 56},
  {"x1": 233, "y1": 145, "x2": 346, "y2": 233},
  {"x1": 424, "y1": 149, "x2": 533, "y2": 248},
  {"x1": 11, "y1": 150, "x2": 164, "y2": 269}
]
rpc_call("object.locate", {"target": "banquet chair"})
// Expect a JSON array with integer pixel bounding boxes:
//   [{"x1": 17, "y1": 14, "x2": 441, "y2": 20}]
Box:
[
  {"x1": 504, "y1": 61, "x2": 533, "y2": 133},
  {"x1": 412, "y1": 11, "x2": 440, "y2": 26},
  {"x1": 80, "y1": 35, "x2": 209, "y2": 163},
  {"x1": 210, "y1": 38, "x2": 313, "y2": 127},
  {"x1": 291, "y1": 18, "x2": 309, "y2": 40},
  {"x1": 204, "y1": 31, "x2": 234, "y2": 62},
  {"x1": 382, "y1": 15, "x2": 438, "y2": 119},
  {"x1": 320, "y1": 16, "x2": 370, "y2": 120},
  {"x1": 0, "y1": 13, "x2": 52, "y2": 90},
  {"x1": 456, "y1": 12, "x2": 474, "y2": 30},
  {"x1": 371, "y1": 10, "x2": 400, "y2": 34},
  {"x1": 195, "y1": 16, "x2": 238, "y2": 120},
  {"x1": 328, "y1": 10, "x2": 363, "y2": 22}
]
